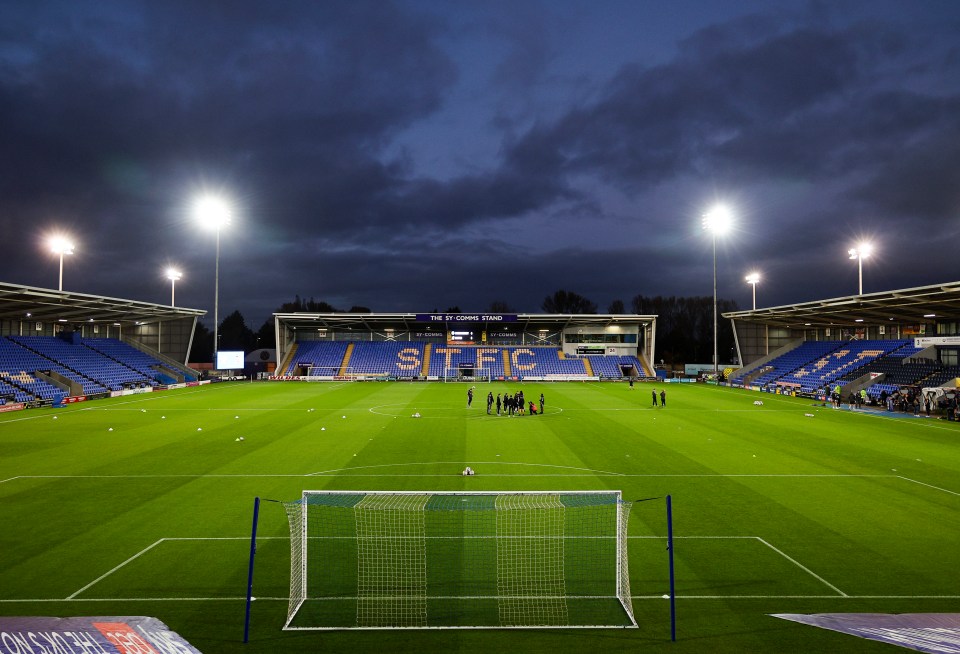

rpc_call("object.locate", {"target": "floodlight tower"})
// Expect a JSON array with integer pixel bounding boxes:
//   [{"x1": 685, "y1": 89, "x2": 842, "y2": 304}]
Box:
[
  {"x1": 49, "y1": 235, "x2": 75, "y2": 291},
  {"x1": 194, "y1": 196, "x2": 232, "y2": 361},
  {"x1": 848, "y1": 243, "x2": 872, "y2": 295},
  {"x1": 703, "y1": 205, "x2": 732, "y2": 377},
  {"x1": 166, "y1": 268, "x2": 183, "y2": 307},
  {"x1": 745, "y1": 272, "x2": 760, "y2": 311}
]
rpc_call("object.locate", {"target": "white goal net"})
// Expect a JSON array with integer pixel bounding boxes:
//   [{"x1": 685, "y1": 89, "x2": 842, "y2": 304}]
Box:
[
  {"x1": 305, "y1": 366, "x2": 361, "y2": 380},
  {"x1": 281, "y1": 490, "x2": 635, "y2": 630}
]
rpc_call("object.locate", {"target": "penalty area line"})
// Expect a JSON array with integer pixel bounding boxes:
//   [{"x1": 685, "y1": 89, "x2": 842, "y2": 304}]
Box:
[
  {"x1": 756, "y1": 537, "x2": 847, "y2": 597},
  {"x1": 897, "y1": 475, "x2": 960, "y2": 497},
  {"x1": 4, "y1": 594, "x2": 960, "y2": 604},
  {"x1": 67, "y1": 539, "x2": 166, "y2": 600}
]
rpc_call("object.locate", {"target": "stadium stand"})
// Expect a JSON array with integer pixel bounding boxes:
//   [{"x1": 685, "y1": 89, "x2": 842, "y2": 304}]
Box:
[
  {"x1": 0, "y1": 376, "x2": 35, "y2": 404},
  {"x1": 428, "y1": 345, "x2": 506, "y2": 378},
  {"x1": 281, "y1": 343, "x2": 617, "y2": 379},
  {"x1": 12, "y1": 335, "x2": 158, "y2": 392},
  {"x1": 504, "y1": 347, "x2": 587, "y2": 378},
  {"x1": 281, "y1": 341, "x2": 349, "y2": 376},
  {"x1": 777, "y1": 340, "x2": 907, "y2": 393},
  {"x1": 347, "y1": 342, "x2": 427, "y2": 377},
  {"x1": 85, "y1": 337, "x2": 196, "y2": 384},
  {"x1": 584, "y1": 355, "x2": 645, "y2": 379},
  {"x1": 9, "y1": 336, "x2": 111, "y2": 396},
  {"x1": 1, "y1": 337, "x2": 103, "y2": 398},
  {"x1": 734, "y1": 341, "x2": 841, "y2": 389}
]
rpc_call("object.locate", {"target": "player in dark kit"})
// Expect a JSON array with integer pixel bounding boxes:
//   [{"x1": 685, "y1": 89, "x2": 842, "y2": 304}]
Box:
[
  {"x1": 486, "y1": 391, "x2": 494, "y2": 414},
  {"x1": 652, "y1": 390, "x2": 658, "y2": 407},
  {"x1": 660, "y1": 389, "x2": 666, "y2": 407},
  {"x1": 467, "y1": 387, "x2": 474, "y2": 407}
]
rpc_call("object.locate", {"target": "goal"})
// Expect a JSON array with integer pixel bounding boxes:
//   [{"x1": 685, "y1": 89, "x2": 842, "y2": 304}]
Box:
[
  {"x1": 441, "y1": 367, "x2": 492, "y2": 382},
  {"x1": 305, "y1": 366, "x2": 356, "y2": 380},
  {"x1": 281, "y1": 490, "x2": 635, "y2": 630}
]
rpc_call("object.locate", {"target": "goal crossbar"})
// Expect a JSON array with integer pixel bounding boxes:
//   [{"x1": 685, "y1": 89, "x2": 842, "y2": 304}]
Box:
[{"x1": 282, "y1": 490, "x2": 635, "y2": 630}]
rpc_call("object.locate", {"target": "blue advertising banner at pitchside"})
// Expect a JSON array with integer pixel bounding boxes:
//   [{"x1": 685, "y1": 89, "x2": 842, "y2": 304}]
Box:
[
  {"x1": 0, "y1": 616, "x2": 202, "y2": 653},
  {"x1": 772, "y1": 613, "x2": 960, "y2": 653}
]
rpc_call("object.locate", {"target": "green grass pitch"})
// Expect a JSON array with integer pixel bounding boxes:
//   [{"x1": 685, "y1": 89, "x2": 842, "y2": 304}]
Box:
[{"x1": 1, "y1": 381, "x2": 959, "y2": 652}]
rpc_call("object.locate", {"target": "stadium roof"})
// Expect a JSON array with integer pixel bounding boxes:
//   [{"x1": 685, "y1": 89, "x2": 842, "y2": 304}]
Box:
[
  {"x1": 274, "y1": 312, "x2": 654, "y2": 331},
  {"x1": 0, "y1": 281, "x2": 206, "y2": 325},
  {"x1": 723, "y1": 280, "x2": 960, "y2": 328}
]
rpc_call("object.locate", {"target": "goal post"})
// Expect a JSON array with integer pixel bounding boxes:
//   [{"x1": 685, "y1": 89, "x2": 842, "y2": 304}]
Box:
[
  {"x1": 305, "y1": 366, "x2": 356, "y2": 380},
  {"x1": 442, "y1": 367, "x2": 492, "y2": 382},
  {"x1": 281, "y1": 490, "x2": 635, "y2": 630}
]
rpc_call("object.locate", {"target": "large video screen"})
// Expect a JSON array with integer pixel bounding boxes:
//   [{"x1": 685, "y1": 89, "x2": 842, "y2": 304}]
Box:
[{"x1": 216, "y1": 350, "x2": 245, "y2": 370}]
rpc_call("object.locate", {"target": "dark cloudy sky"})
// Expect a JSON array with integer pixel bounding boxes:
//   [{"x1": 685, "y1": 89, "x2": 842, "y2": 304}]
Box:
[{"x1": 2, "y1": 1, "x2": 959, "y2": 327}]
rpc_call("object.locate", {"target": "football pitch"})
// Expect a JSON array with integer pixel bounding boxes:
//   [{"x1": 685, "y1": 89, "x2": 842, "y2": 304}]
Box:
[{"x1": 1, "y1": 381, "x2": 959, "y2": 653}]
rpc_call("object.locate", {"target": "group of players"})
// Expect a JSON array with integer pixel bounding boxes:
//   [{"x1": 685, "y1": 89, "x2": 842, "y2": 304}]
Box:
[{"x1": 466, "y1": 387, "x2": 545, "y2": 416}]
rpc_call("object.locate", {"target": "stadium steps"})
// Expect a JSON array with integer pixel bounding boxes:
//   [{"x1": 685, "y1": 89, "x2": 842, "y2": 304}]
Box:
[
  {"x1": 339, "y1": 343, "x2": 355, "y2": 377},
  {"x1": 421, "y1": 344, "x2": 431, "y2": 377},
  {"x1": 278, "y1": 343, "x2": 298, "y2": 375},
  {"x1": 502, "y1": 349, "x2": 511, "y2": 377},
  {"x1": 582, "y1": 358, "x2": 594, "y2": 376},
  {"x1": 631, "y1": 352, "x2": 653, "y2": 377}
]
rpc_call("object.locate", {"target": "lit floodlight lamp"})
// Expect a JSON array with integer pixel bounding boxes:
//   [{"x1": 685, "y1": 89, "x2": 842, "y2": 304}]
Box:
[
  {"x1": 702, "y1": 204, "x2": 734, "y2": 375},
  {"x1": 702, "y1": 205, "x2": 733, "y2": 235},
  {"x1": 49, "y1": 236, "x2": 75, "y2": 256},
  {"x1": 48, "y1": 234, "x2": 75, "y2": 291},
  {"x1": 193, "y1": 196, "x2": 232, "y2": 230},
  {"x1": 166, "y1": 268, "x2": 183, "y2": 306},
  {"x1": 745, "y1": 272, "x2": 760, "y2": 310},
  {"x1": 193, "y1": 194, "x2": 232, "y2": 362},
  {"x1": 848, "y1": 242, "x2": 873, "y2": 295}
]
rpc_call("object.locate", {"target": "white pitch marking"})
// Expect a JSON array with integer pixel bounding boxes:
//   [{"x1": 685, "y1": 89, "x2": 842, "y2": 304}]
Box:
[
  {"x1": 897, "y1": 475, "x2": 960, "y2": 497},
  {"x1": 3, "y1": 594, "x2": 960, "y2": 604},
  {"x1": 0, "y1": 477, "x2": 20, "y2": 484},
  {"x1": 0, "y1": 472, "x2": 899, "y2": 483},
  {"x1": 67, "y1": 539, "x2": 166, "y2": 599},
  {"x1": 756, "y1": 537, "x2": 847, "y2": 597},
  {"x1": 307, "y1": 461, "x2": 625, "y2": 477}
]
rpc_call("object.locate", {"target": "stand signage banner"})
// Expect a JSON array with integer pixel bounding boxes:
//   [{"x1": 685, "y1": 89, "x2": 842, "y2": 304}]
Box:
[
  {"x1": 0, "y1": 403, "x2": 25, "y2": 413},
  {"x1": 416, "y1": 313, "x2": 517, "y2": 322},
  {"x1": 0, "y1": 616, "x2": 202, "y2": 654}
]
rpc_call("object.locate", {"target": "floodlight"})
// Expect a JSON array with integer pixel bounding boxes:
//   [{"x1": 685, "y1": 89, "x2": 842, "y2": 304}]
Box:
[
  {"x1": 193, "y1": 193, "x2": 232, "y2": 361},
  {"x1": 47, "y1": 234, "x2": 75, "y2": 291},
  {"x1": 702, "y1": 205, "x2": 733, "y2": 234},
  {"x1": 703, "y1": 204, "x2": 734, "y2": 375},
  {"x1": 745, "y1": 272, "x2": 760, "y2": 310},
  {"x1": 166, "y1": 268, "x2": 183, "y2": 306},
  {"x1": 848, "y1": 242, "x2": 874, "y2": 294},
  {"x1": 49, "y1": 235, "x2": 75, "y2": 255},
  {"x1": 194, "y1": 196, "x2": 232, "y2": 230}
]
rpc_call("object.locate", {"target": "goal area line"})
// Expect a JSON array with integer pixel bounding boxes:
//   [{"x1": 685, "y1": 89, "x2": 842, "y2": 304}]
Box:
[{"x1": 0, "y1": 532, "x2": 903, "y2": 604}]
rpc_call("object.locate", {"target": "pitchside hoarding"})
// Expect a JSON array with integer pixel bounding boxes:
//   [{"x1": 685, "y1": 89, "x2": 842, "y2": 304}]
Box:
[{"x1": 0, "y1": 616, "x2": 201, "y2": 653}]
